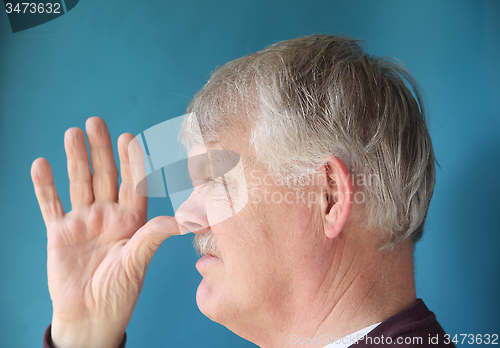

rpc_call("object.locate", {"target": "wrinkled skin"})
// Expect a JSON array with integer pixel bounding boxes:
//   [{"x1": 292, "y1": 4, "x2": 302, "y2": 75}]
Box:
[{"x1": 31, "y1": 117, "x2": 179, "y2": 348}]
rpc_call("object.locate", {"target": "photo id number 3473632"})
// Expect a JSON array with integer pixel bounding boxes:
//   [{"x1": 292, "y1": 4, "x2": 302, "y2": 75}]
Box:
[{"x1": 5, "y1": 3, "x2": 61, "y2": 14}]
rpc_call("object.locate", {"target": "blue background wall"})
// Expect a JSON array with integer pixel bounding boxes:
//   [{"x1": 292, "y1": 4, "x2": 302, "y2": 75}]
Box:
[{"x1": 1, "y1": 0, "x2": 499, "y2": 346}]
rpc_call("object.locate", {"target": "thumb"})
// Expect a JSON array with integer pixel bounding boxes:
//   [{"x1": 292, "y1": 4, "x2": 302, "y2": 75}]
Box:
[{"x1": 124, "y1": 216, "x2": 181, "y2": 281}]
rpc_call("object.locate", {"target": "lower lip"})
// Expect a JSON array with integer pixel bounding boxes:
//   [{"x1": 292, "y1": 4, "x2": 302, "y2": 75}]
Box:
[{"x1": 196, "y1": 254, "x2": 221, "y2": 269}]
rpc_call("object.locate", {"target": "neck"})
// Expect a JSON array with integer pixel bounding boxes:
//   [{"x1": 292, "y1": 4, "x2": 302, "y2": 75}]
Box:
[
  {"x1": 256, "y1": 236, "x2": 416, "y2": 348},
  {"x1": 313, "y1": 238, "x2": 416, "y2": 345}
]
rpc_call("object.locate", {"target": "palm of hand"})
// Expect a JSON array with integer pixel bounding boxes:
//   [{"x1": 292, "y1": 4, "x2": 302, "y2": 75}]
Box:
[
  {"x1": 47, "y1": 204, "x2": 146, "y2": 322},
  {"x1": 31, "y1": 117, "x2": 179, "y2": 347}
]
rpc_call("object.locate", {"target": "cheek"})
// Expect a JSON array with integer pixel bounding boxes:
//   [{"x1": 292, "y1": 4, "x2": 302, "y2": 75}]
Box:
[
  {"x1": 204, "y1": 181, "x2": 249, "y2": 228},
  {"x1": 217, "y1": 204, "x2": 276, "y2": 279},
  {"x1": 221, "y1": 239, "x2": 283, "y2": 314}
]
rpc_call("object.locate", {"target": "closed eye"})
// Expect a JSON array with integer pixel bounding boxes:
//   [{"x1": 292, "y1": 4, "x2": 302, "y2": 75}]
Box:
[{"x1": 207, "y1": 177, "x2": 223, "y2": 188}]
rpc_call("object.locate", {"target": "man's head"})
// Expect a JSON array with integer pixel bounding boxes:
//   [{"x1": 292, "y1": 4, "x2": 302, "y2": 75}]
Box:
[{"x1": 175, "y1": 35, "x2": 435, "y2": 343}]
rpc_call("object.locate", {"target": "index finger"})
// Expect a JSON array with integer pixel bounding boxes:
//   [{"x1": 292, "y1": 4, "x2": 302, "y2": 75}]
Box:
[{"x1": 31, "y1": 158, "x2": 65, "y2": 228}]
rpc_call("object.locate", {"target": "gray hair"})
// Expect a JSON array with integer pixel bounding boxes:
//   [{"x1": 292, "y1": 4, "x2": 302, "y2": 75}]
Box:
[{"x1": 181, "y1": 35, "x2": 435, "y2": 249}]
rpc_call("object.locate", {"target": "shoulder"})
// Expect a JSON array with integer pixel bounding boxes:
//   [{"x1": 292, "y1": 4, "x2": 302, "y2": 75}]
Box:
[{"x1": 351, "y1": 299, "x2": 456, "y2": 348}]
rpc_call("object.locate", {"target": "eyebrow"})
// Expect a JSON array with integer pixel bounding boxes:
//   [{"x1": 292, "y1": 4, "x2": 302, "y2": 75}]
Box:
[
  {"x1": 161, "y1": 150, "x2": 241, "y2": 195},
  {"x1": 188, "y1": 150, "x2": 241, "y2": 177}
]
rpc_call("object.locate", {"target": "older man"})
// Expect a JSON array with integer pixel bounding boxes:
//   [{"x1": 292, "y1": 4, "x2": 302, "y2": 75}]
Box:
[{"x1": 33, "y1": 35, "x2": 454, "y2": 347}]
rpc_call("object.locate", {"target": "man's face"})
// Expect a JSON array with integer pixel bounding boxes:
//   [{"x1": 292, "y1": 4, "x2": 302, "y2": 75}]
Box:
[{"x1": 175, "y1": 135, "x2": 333, "y2": 334}]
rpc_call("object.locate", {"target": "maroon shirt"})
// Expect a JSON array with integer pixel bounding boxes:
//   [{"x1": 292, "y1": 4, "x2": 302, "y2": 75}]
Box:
[
  {"x1": 43, "y1": 325, "x2": 126, "y2": 348},
  {"x1": 352, "y1": 299, "x2": 456, "y2": 347},
  {"x1": 43, "y1": 299, "x2": 453, "y2": 348}
]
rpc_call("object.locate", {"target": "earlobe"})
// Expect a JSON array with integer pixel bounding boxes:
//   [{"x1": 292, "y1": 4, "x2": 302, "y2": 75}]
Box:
[
  {"x1": 324, "y1": 203, "x2": 342, "y2": 239},
  {"x1": 321, "y1": 157, "x2": 353, "y2": 239}
]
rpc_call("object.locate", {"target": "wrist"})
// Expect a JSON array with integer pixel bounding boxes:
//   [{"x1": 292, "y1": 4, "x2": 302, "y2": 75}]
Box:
[{"x1": 51, "y1": 317, "x2": 126, "y2": 348}]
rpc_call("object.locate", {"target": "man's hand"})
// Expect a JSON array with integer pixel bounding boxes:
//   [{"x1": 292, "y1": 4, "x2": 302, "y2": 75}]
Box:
[{"x1": 31, "y1": 117, "x2": 180, "y2": 348}]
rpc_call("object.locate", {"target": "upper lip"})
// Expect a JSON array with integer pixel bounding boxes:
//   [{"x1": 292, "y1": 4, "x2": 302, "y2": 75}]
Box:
[{"x1": 195, "y1": 227, "x2": 211, "y2": 235}]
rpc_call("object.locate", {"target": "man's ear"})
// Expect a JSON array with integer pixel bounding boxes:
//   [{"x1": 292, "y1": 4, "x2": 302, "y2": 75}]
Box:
[{"x1": 319, "y1": 156, "x2": 353, "y2": 239}]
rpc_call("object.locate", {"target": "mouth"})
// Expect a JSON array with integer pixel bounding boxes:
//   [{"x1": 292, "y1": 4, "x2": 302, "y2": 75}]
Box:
[
  {"x1": 201, "y1": 253, "x2": 219, "y2": 259},
  {"x1": 193, "y1": 230, "x2": 222, "y2": 260},
  {"x1": 196, "y1": 252, "x2": 222, "y2": 272}
]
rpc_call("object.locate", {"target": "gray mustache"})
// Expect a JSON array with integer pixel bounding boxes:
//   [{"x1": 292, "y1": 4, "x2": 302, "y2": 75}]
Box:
[{"x1": 193, "y1": 231, "x2": 222, "y2": 258}]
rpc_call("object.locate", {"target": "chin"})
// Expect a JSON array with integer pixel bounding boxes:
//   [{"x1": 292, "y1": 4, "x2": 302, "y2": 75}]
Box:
[
  {"x1": 196, "y1": 278, "x2": 263, "y2": 345},
  {"x1": 196, "y1": 277, "x2": 241, "y2": 328},
  {"x1": 196, "y1": 277, "x2": 224, "y2": 322}
]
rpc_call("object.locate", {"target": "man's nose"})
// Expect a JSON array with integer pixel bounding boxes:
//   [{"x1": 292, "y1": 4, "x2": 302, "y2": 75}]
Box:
[{"x1": 174, "y1": 192, "x2": 209, "y2": 234}]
